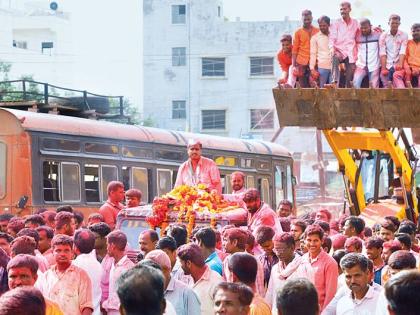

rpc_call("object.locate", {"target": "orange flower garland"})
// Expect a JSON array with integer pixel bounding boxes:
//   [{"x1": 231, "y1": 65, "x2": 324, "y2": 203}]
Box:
[{"x1": 146, "y1": 184, "x2": 239, "y2": 235}]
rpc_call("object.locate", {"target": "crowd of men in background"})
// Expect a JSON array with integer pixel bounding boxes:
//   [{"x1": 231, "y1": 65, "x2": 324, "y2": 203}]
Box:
[
  {"x1": 277, "y1": 2, "x2": 420, "y2": 88},
  {"x1": 0, "y1": 174, "x2": 420, "y2": 315}
]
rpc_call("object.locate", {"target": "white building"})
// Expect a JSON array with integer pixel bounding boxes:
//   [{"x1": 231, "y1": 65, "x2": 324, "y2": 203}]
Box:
[
  {"x1": 143, "y1": 0, "x2": 299, "y2": 140},
  {"x1": 0, "y1": 0, "x2": 76, "y2": 88}
]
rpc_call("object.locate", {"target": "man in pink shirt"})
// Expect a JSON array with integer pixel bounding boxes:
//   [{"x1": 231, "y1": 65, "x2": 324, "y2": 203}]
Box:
[
  {"x1": 98, "y1": 181, "x2": 125, "y2": 230},
  {"x1": 297, "y1": 224, "x2": 338, "y2": 311},
  {"x1": 175, "y1": 139, "x2": 222, "y2": 194},
  {"x1": 379, "y1": 14, "x2": 408, "y2": 88},
  {"x1": 310, "y1": 16, "x2": 332, "y2": 87},
  {"x1": 243, "y1": 188, "x2": 282, "y2": 236},
  {"x1": 329, "y1": 1, "x2": 359, "y2": 87},
  {"x1": 102, "y1": 230, "x2": 134, "y2": 315}
]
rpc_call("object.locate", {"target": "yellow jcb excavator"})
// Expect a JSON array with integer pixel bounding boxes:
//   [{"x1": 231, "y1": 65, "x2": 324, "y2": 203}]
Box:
[{"x1": 273, "y1": 86, "x2": 420, "y2": 225}]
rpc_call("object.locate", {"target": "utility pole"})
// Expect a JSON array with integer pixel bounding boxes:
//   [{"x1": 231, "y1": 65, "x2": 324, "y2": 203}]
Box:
[{"x1": 316, "y1": 130, "x2": 326, "y2": 198}]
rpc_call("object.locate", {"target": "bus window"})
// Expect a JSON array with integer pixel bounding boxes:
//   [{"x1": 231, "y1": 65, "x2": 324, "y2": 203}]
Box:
[
  {"x1": 43, "y1": 161, "x2": 60, "y2": 202},
  {"x1": 247, "y1": 176, "x2": 255, "y2": 189},
  {"x1": 132, "y1": 167, "x2": 149, "y2": 203},
  {"x1": 258, "y1": 177, "x2": 270, "y2": 203},
  {"x1": 122, "y1": 166, "x2": 130, "y2": 191},
  {"x1": 286, "y1": 165, "x2": 294, "y2": 204},
  {"x1": 42, "y1": 138, "x2": 80, "y2": 152},
  {"x1": 85, "y1": 143, "x2": 119, "y2": 155},
  {"x1": 85, "y1": 164, "x2": 100, "y2": 202},
  {"x1": 61, "y1": 162, "x2": 81, "y2": 202},
  {"x1": 101, "y1": 165, "x2": 118, "y2": 202},
  {"x1": 157, "y1": 169, "x2": 172, "y2": 196},
  {"x1": 0, "y1": 142, "x2": 5, "y2": 199}
]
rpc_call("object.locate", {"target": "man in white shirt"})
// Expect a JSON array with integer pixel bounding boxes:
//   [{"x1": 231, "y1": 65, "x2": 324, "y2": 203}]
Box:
[
  {"x1": 379, "y1": 14, "x2": 408, "y2": 88},
  {"x1": 177, "y1": 243, "x2": 222, "y2": 315},
  {"x1": 102, "y1": 230, "x2": 134, "y2": 315},
  {"x1": 73, "y1": 229, "x2": 102, "y2": 315},
  {"x1": 353, "y1": 19, "x2": 381, "y2": 88},
  {"x1": 336, "y1": 253, "x2": 380, "y2": 315}
]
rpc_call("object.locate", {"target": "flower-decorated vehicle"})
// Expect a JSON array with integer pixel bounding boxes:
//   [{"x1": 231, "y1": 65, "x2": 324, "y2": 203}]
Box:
[{"x1": 116, "y1": 184, "x2": 247, "y2": 261}]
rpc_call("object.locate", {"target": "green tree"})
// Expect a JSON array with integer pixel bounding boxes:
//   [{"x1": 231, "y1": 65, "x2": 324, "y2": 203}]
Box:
[{"x1": 106, "y1": 98, "x2": 141, "y2": 125}]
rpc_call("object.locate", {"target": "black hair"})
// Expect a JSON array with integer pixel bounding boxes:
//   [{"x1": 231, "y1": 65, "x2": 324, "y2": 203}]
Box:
[
  {"x1": 117, "y1": 265, "x2": 165, "y2": 315},
  {"x1": 156, "y1": 236, "x2": 177, "y2": 252},
  {"x1": 74, "y1": 229, "x2": 96, "y2": 254},
  {"x1": 345, "y1": 216, "x2": 365, "y2": 234},
  {"x1": 167, "y1": 225, "x2": 187, "y2": 248},
  {"x1": 385, "y1": 270, "x2": 420, "y2": 315},
  {"x1": 227, "y1": 252, "x2": 257, "y2": 286},
  {"x1": 340, "y1": 253, "x2": 369, "y2": 272},
  {"x1": 88, "y1": 222, "x2": 111, "y2": 238},
  {"x1": 388, "y1": 251, "x2": 417, "y2": 270},
  {"x1": 195, "y1": 227, "x2": 217, "y2": 248},
  {"x1": 277, "y1": 278, "x2": 319, "y2": 315}
]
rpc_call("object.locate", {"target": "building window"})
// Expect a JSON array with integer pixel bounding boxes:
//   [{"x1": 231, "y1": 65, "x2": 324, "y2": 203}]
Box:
[
  {"x1": 172, "y1": 47, "x2": 186, "y2": 66},
  {"x1": 250, "y1": 57, "x2": 274, "y2": 76},
  {"x1": 172, "y1": 100, "x2": 186, "y2": 119},
  {"x1": 202, "y1": 58, "x2": 226, "y2": 77},
  {"x1": 13, "y1": 40, "x2": 27, "y2": 49},
  {"x1": 218, "y1": 6, "x2": 221, "y2": 17},
  {"x1": 202, "y1": 110, "x2": 226, "y2": 130},
  {"x1": 41, "y1": 42, "x2": 54, "y2": 55},
  {"x1": 250, "y1": 109, "x2": 274, "y2": 129},
  {"x1": 172, "y1": 5, "x2": 186, "y2": 24}
]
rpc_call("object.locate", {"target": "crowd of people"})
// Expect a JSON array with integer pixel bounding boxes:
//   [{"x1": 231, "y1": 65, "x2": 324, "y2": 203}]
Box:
[
  {"x1": 0, "y1": 177, "x2": 420, "y2": 314},
  {"x1": 277, "y1": 2, "x2": 420, "y2": 88}
]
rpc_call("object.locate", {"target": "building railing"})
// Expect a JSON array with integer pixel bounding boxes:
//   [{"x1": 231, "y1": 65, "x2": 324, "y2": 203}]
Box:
[{"x1": 0, "y1": 79, "x2": 125, "y2": 118}]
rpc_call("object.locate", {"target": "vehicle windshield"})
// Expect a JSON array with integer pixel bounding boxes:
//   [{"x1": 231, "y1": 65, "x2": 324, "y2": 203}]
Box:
[
  {"x1": 360, "y1": 153, "x2": 390, "y2": 202},
  {"x1": 119, "y1": 218, "x2": 161, "y2": 250}
]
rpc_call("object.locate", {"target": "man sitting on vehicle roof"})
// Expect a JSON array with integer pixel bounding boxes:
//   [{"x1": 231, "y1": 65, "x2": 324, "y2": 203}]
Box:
[{"x1": 174, "y1": 139, "x2": 222, "y2": 195}]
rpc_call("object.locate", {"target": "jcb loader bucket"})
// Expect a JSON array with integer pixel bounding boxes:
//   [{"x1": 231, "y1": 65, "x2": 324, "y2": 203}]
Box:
[{"x1": 273, "y1": 87, "x2": 420, "y2": 129}]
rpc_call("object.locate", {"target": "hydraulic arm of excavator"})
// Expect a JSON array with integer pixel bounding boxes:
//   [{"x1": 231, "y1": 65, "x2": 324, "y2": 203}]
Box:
[
  {"x1": 323, "y1": 129, "x2": 416, "y2": 217},
  {"x1": 273, "y1": 86, "x2": 420, "y2": 221}
]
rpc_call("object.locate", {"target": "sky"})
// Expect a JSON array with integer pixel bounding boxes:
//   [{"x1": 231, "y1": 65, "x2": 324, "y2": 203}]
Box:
[{"x1": 223, "y1": 0, "x2": 419, "y2": 33}]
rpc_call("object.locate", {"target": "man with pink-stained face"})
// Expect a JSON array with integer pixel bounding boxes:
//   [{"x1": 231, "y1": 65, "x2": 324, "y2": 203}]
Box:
[
  {"x1": 315, "y1": 209, "x2": 332, "y2": 223},
  {"x1": 175, "y1": 139, "x2": 222, "y2": 194}
]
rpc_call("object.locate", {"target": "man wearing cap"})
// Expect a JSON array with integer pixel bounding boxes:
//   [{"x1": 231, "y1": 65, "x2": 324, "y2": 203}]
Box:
[
  {"x1": 244, "y1": 189, "x2": 282, "y2": 237},
  {"x1": 175, "y1": 139, "x2": 222, "y2": 194}
]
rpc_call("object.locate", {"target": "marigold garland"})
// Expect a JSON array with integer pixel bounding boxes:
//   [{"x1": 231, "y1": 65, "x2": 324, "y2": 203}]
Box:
[{"x1": 146, "y1": 184, "x2": 239, "y2": 234}]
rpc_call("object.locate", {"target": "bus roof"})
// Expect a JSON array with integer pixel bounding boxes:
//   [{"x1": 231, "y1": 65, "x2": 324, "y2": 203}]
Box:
[{"x1": 0, "y1": 108, "x2": 291, "y2": 157}]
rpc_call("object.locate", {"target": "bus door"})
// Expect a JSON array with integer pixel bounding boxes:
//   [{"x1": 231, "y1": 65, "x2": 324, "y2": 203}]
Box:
[{"x1": 274, "y1": 162, "x2": 294, "y2": 209}]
